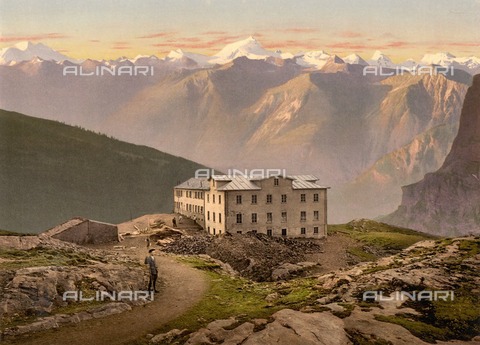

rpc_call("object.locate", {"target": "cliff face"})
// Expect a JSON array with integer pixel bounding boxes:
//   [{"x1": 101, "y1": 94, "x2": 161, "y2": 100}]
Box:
[{"x1": 384, "y1": 75, "x2": 480, "y2": 236}]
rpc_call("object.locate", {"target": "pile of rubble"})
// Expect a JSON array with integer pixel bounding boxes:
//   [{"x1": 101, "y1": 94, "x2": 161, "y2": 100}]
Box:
[{"x1": 162, "y1": 232, "x2": 322, "y2": 281}]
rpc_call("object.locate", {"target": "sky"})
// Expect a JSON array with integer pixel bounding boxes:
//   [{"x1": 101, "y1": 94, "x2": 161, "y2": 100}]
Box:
[{"x1": 0, "y1": 0, "x2": 479, "y2": 62}]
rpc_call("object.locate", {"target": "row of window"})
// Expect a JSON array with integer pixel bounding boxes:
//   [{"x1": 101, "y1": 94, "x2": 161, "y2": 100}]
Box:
[
  {"x1": 237, "y1": 227, "x2": 321, "y2": 236},
  {"x1": 236, "y1": 193, "x2": 319, "y2": 205},
  {"x1": 236, "y1": 211, "x2": 321, "y2": 224},
  {"x1": 176, "y1": 190, "x2": 205, "y2": 199},
  {"x1": 207, "y1": 193, "x2": 222, "y2": 204},
  {"x1": 207, "y1": 226, "x2": 223, "y2": 235},
  {"x1": 207, "y1": 211, "x2": 222, "y2": 223},
  {"x1": 174, "y1": 202, "x2": 204, "y2": 214}
]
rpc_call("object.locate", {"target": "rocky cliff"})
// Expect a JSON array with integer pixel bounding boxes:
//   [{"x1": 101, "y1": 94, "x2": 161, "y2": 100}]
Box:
[{"x1": 384, "y1": 74, "x2": 480, "y2": 236}]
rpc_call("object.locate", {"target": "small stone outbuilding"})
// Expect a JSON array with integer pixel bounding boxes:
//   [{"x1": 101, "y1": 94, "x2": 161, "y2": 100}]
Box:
[{"x1": 43, "y1": 217, "x2": 119, "y2": 244}]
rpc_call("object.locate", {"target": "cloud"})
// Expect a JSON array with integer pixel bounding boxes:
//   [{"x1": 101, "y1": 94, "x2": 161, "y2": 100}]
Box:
[
  {"x1": 283, "y1": 28, "x2": 319, "y2": 34},
  {"x1": 337, "y1": 31, "x2": 364, "y2": 38},
  {"x1": 137, "y1": 32, "x2": 177, "y2": 39},
  {"x1": 89, "y1": 39, "x2": 100, "y2": 43},
  {"x1": 326, "y1": 42, "x2": 383, "y2": 50},
  {"x1": 0, "y1": 33, "x2": 68, "y2": 42},
  {"x1": 386, "y1": 41, "x2": 410, "y2": 48},
  {"x1": 201, "y1": 31, "x2": 228, "y2": 35}
]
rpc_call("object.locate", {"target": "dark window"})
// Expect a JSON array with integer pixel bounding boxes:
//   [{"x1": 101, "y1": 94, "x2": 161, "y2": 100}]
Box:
[
  {"x1": 237, "y1": 231, "x2": 243, "y2": 234},
  {"x1": 236, "y1": 213, "x2": 242, "y2": 224},
  {"x1": 301, "y1": 194, "x2": 306, "y2": 202},
  {"x1": 207, "y1": 211, "x2": 210, "y2": 221},
  {"x1": 236, "y1": 195, "x2": 242, "y2": 204},
  {"x1": 266, "y1": 212, "x2": 273, "y2": 223},
  {"x1": 300, "y1": 211, "x2": 306, "y2": 222},
  {"x1": 274, "y1": 178, "x2": 279, "y2": 186},
  {"x1": 219, "y1": 213, "x2": 222, "y2": 223},
  {"x1": 281, "y1": 211, "x2": 287, "y2": 222},
  {"x1": 219, "y1": 195, "x2": 222, "y2": 204},
  {"x1": 251, "y1": 213, "x2": 257, "y2": 223},
  {"x1": 314, "y1": 211, "x2": 319, "y2": 221},
  {"x1": 213, "y1": 194, "x2": 216, "y2": 203},
  {"x1": 266, "y1": 194, "x2": 272, "y2": 204},
  {"x1": 314, "y1": 193, "x2": 319, "y2": 202},
  {"x1": 281, "y1": 194, "x2": 287, "y2": 203},
  {"x1": 282, "y1": 228, "x2": 287, "y2": 236},
  {"x1": 314, "y1": 227, "x2": 319, "y2": 234},
  {"x1": 301, "y1": 227, "x2": 306, "y2": 235},
  {"x1": 251, "y1": 194, "x2": 257, "y2": 204},
  {"x1": 267, "y1": 229, "x2": 273, "y2": 236}
]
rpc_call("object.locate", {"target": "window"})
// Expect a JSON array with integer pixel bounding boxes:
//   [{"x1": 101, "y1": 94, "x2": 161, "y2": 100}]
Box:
[
  {"x1": 267, "y1": 229, "x2": 273, "y2": 236},
  {"x1": 251, "y1": 213, "x2": 257, "y2": 223},
  {"x1": 213, "y1": 212, "x2": 216, "y2": 222},
  {"x1": 266, "y1": 212, "x2": 273, "y2": 223},
  {"x1": 274, "y1": 178, "x2": 279, "y2": 186},
  {"x1": 300, "y1": 194, "x2": 306, "y2": 202},
  {"x1": 301, "y1": 227, "x2": 306, "y2": 235},
  {"x1": 213, "y1": 228, "x2": 216, "y2": 235},
  {"x1": 219, "y1": 213, "x2": 222, "y2": 223},
  {"x1": 282, "y1": 228, "x2": 287, "y2": 236},
  {"x1": 300, "y1": 211, "x2": 306, "y2": 222},
  {"x1": 208, "y1": 226, "x2": 210, "y2": 233},
  {"x1": 213, "y1": 194, "x2": 216, "y2": 203},
  {"x1": 219, "y1": 195, "x2": 221, "y2": 204},
  {"x1": 207, "y1": 194, "x2": 210, "y2": 203},
  {"x1": 236, "y1": 213, "x2": 242, "y2": 224},
  {"x1": 251, "y1": 230, "x2": 257, "y2": 234},
  {"x1": 207, "y1": 211, "x2": 210, "y2": 221},
  {"x1": 237, "y1": 231, "x2": 243, "y2": 234},
  {"x1": 266, "y1": 194, "x2": 272, "y2": 204},
  {"x1": 251, "y1": 194, "x2": 257, "y2": 204},
  {"x1": 281, "y1": 211, "x2": 287, "y2": 222},
  {"x1": 281, "y1": 194, "x2": 287, "y2": 203},
  {"x1": 236, "y1": 195, "x2": 242, "y2": 204},
  {"x1": 314, "y1": 193, "x2": 319, "y2": 202},
  {"x1": 314, "y1": 227, "x2": 319, "y2": 234},
  {"x1": 314, "y1": 211, "x2": 319, "y2": 221}
]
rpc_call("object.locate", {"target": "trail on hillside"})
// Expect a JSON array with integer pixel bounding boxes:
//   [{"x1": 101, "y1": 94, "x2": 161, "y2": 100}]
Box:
[{"x1": 3, "y1": 236, "x2": 208, "y2": 345}]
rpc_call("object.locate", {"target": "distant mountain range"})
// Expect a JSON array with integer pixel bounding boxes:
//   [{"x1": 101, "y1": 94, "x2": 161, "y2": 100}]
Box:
[
  {"x1": 384, "y1": 75, "x2": 480, "y2": 236},
  {"x1": 0, "y1": 109, "x2": 206, "y2": 233},
  {"x1": 1, "y1": 38, "x2": 480, "y2": 75},
  {"x1": 0, "y1": 38, "x2": 475, "y2": 227}
]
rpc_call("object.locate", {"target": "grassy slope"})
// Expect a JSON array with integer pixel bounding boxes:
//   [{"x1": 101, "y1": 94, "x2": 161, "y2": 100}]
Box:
[
  {"x1": 0, "y1": 109, "x2": 206, "y2": 233},
  {"x1": 329, "y1": 220, "x2": 437, "y2": 262}
]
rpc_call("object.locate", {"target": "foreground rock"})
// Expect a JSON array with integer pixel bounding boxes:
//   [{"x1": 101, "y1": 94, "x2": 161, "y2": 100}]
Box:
[{"x1": 178, "y1": 310, "x2": 350, "y2": 345}]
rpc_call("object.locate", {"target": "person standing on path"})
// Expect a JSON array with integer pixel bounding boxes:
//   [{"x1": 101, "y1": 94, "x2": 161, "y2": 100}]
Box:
[
  {"x1": 144, "y1": 248, "x2": 159, "y2": 292},
  {"x1": 172, "y1": 217, "x2": 177, "y2": 228},
  {"x1": 146, "y1": 237, "x2": 151, "y2": 248}
]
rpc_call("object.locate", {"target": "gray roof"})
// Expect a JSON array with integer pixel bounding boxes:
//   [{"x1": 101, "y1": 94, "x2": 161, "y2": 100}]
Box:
[
  {"x1": 174, "y1": 178, "x2": 210, "y2": 190},
  {"x1": 288, "y1": 175, "x2": 319, "y2": 182},
  {"x1": 44, "y1": 217, "x2": 87, "y2": 236},
  {"x1": 217, "y1": 176, "x2": 261, "y2": 191},
  {"x1": 292, "y1": 179, "x2": 328, "y2": 190}
]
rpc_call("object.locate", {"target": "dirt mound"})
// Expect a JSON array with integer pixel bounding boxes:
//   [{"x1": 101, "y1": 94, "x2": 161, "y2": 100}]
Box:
[{"x1": 163, "y1": 233, "x2": 322, "y2": 281}]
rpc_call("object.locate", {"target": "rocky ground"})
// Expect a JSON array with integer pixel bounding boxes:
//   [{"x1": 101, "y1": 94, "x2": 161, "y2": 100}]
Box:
[{"x1": 149, "y1": 236, "x2": 480, "y2": 345}]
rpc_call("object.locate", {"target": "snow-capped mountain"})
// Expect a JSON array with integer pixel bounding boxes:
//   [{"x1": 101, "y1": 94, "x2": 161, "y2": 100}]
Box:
[
  {"x1": 368, "y1": 51, "x2": 396, "y2": 68},
  {"x1": 343, "y1": 53, "x2": 368, "y2": 66},
  {"x1": 0, "y1": 41, "x2": 79, "y2": 64},
  {"x1": 421, "y1": 52, "x2": 480, "y2": 74},
  {"x1": 211, "y1": 36, "x2": 283, "y2": 63},
  {"x1": 165, "y1": 49, "x2": 212, "y2": 67},
  {"x1": 295, "y1": 50, "x2": 331, "y2": 69}
]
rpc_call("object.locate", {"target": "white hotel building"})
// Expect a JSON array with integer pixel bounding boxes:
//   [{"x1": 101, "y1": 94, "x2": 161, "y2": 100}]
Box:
[{"x1": 174, "y1": 175, "x2": 329, "y2": 238}]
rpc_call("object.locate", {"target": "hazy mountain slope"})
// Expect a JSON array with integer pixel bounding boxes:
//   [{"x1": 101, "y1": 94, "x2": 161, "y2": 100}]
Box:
[
  {"x1": 383, "y1": 74, "x2": 480, "y2": 236},
  {"x1": 332, "y1": 123, "x2": 459, "y2": 221},
  {"x1": 0, "y1": 109, "x2": 206, "y2": 233}
]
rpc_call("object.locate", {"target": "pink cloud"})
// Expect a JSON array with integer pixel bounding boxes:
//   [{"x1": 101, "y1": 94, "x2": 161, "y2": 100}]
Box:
[
  {"x1": 138, "y1": 32, "x2": 177, "y2": 39},
  {"x1": 283, "y1": 28, "x2": 319, "y2": 34},
  {"x1": 0, "y1": 33, "x2": 68, "y2": 42},
  {"x1": 337, "y1": 31, "x2": 364, "y2": 38}
]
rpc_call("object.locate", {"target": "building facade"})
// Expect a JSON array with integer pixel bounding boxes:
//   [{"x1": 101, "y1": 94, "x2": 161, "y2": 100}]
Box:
[{"x1": 174, "y1": 175, "x2": 328, "y2": 238}]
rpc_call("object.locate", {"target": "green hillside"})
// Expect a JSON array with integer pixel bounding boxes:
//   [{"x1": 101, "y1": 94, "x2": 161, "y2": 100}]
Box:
[{"x1": 0, "y1": 109, "x2": 207, "y2": 233}]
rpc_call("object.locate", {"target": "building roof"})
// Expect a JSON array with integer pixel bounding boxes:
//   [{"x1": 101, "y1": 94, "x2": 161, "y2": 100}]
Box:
[
  {"x1": 292, "y1": 179, "x2": 328, "y2": 190},
  {"x1": 217, "y1": 176, "x2": 262, "y2": 191},
  {"x1": 43, "y1": 217, "x2": 87, "y2": 237},
  {"x1": 174, "y1": 177, "x2": 210, "y2": 190},
  {"x1": 288, "y1": 175, "x2": 319, "y2": 182}
]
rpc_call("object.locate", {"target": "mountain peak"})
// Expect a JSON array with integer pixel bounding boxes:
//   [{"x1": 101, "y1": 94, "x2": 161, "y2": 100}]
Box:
[{"x1": 14, "y1": 41, "x2": 36, "y2": 50}]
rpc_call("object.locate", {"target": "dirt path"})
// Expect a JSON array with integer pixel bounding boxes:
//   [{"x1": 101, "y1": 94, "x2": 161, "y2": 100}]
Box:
[{"x1": 4, "y1": 236, "x2": 208, "y2": 345}]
